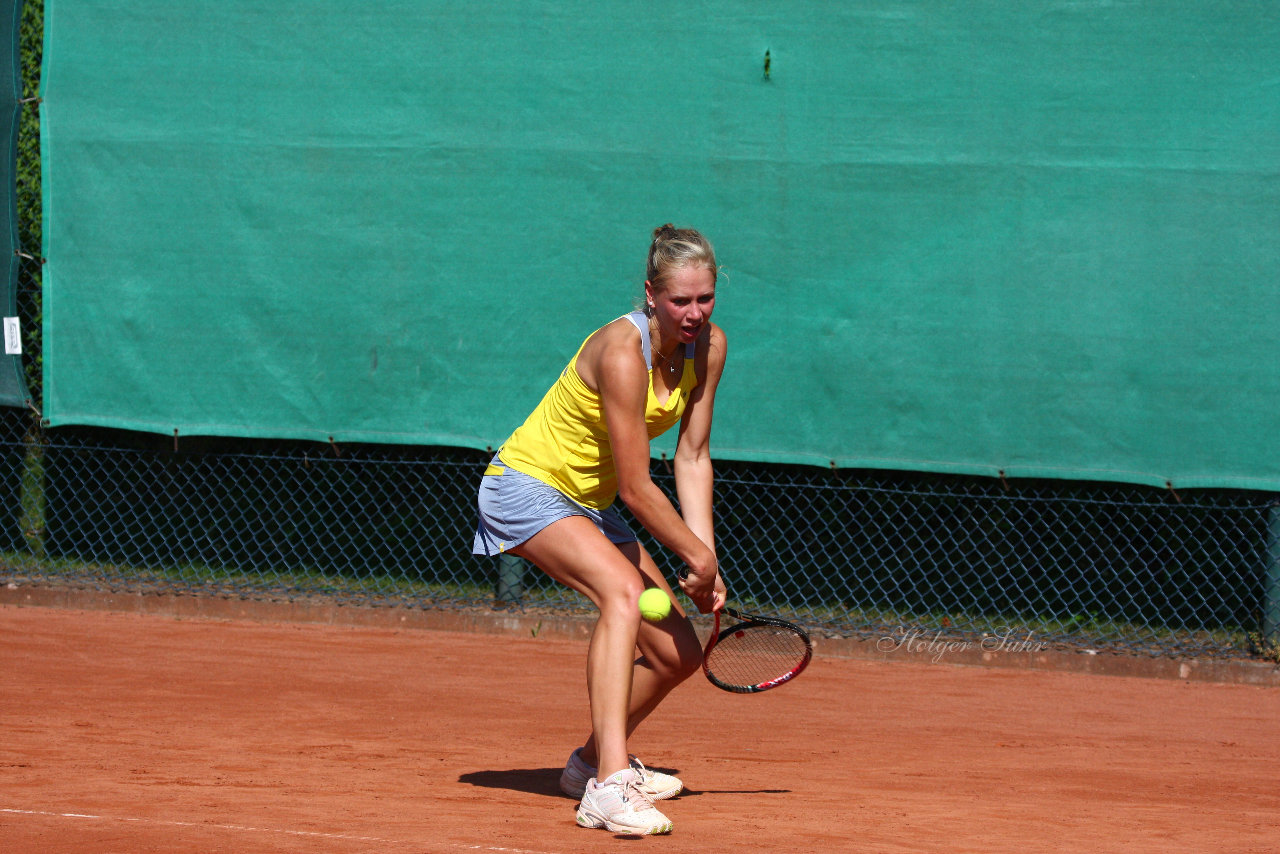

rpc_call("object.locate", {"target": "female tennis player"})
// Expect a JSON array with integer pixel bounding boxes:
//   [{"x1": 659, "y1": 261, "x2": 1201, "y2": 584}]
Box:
[{"x1": 472, "y1": 224, "x2": 727, "y2": 835}]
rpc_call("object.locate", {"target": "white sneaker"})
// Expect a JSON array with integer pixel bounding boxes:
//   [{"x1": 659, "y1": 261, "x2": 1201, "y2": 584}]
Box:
[
  {"x1": 559, "y1": 748, "x2": 683, "y2": 800},
  {"x1": 575, "y1": 769, "x2": 674, "y2": 835}
]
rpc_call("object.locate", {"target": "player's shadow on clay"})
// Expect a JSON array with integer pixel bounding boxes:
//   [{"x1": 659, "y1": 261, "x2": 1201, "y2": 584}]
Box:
[
  {"x1": 457, "y1": 768, "x2": 789, "y2": 798},
  {"x1": 458, "y1": 768, "x2": 565, "y2": 798}
]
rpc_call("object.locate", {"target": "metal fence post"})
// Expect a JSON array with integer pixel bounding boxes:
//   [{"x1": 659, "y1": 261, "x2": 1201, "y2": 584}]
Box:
[
  {"x1": 18, "y1": 424, "x2": 46, "y2": 563},
  {"x1": 1264, "y1": 499, "x2": 1280, "y2": 645},
  {"x1": 496, "y1": 552, "x2": 526, "y2": 605}
]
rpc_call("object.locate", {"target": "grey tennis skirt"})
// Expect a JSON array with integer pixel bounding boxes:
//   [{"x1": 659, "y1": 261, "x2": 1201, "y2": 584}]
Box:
[{"x1": 472, "y1": 458, "x2": 637, "y2": 557}]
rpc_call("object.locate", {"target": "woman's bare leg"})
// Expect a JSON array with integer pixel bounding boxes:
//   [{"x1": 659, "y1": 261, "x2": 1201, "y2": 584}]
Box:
[
  {"x1": 513, "y1": 524, "x2": 703, "y2": 777},
  {"x1": 511, "y1": 516, "x2": 647, "y2": 780},
  {"x1": 577, "y1": 540, "x2": 702, "y2": 767}
]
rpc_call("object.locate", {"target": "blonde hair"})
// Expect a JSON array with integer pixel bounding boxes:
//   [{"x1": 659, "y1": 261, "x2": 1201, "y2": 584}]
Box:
[{"x1": 643, "y1": 224, "x2": 717, "y2": 315}]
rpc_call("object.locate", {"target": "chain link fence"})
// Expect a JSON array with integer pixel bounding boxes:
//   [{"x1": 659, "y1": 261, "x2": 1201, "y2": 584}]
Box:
[
  {"x1": 3, "y1": 409, "x2": 1277, "y2": 660},
  {"x1": 5, "y1": 2, "x2": 1278, "y2": 661}
]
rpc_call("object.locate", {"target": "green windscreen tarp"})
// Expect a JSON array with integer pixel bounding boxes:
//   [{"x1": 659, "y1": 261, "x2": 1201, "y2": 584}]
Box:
[
  {"x1": 0, "y1": 0, "x2": 28, "y2": 407},
  {"x1": 42, "y1": 1, "x2": 1280, "y2": 490}
]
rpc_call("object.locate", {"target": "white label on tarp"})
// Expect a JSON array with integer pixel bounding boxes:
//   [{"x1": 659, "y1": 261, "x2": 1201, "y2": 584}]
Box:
[{"x1": 3, "y1": 317, "x2": 19, "y2": 355}]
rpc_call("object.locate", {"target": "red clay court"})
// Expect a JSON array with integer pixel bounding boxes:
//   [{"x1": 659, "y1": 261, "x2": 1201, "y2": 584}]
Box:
[{"x1": 3, "y1": 601, "x2": 1279, "y2": 854}]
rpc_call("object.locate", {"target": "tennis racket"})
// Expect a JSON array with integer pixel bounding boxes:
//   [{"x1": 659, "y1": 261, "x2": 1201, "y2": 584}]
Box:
[{"x1": 701, "y1": 607, "x2": 812, "y2": 693}]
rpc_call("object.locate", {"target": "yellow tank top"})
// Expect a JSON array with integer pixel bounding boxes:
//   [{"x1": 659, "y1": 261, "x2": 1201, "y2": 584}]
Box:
[{"x1": 498, "y1": 315, "x2": 698, "y2": 509}]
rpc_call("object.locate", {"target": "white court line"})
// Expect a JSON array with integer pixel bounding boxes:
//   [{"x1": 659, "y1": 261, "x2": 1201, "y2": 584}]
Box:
[{"x1": 1, "y1": 808, "x2": 561, "y2": 854}]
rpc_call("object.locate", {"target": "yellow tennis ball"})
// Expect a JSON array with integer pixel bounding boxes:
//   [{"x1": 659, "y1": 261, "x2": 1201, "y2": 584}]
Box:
[{"x1": 637, "y1": 588, "x2": 672, "y2": 622}]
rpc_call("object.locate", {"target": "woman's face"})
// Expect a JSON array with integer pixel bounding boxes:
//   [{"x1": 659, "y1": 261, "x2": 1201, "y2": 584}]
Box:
[{"x1": 649, "y1": 265, "x2": 716, "y2": 345}]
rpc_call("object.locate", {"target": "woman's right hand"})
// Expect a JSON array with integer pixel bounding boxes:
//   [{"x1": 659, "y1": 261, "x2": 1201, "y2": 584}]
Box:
[{"x1": 678, "y1": 549, "x2": 719, "y2": 614}]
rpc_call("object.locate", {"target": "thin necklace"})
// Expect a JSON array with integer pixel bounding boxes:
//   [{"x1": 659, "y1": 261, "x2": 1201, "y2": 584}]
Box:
[
  {"x1": 654, "y1": 348, "x2": 680, "y2": 376},
  {"x1": 648, "y1": 319, "x2": 680, "y2": 375}
]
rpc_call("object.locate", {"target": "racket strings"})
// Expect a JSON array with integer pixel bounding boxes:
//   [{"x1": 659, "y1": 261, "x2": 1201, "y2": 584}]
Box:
[{"x1": 705, "y1": 624, "x2": 808, "y2": 688}]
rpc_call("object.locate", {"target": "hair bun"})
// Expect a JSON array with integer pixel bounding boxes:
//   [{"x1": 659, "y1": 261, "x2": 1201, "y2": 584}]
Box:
[{"x1": 644, "y1": 225, "x2": 717, "y2": 295}]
